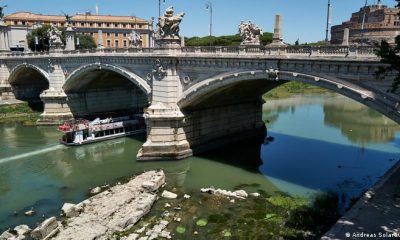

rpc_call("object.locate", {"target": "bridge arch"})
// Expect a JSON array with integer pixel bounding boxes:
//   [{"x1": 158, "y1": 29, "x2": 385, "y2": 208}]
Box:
[
  {"x1": 178, "y1": 70, "x2": 399, "y2": 123},
  {"x1": 63, "y1": 63, "x2": 151, "y2": 118},
  {"x1": 63, "y1": 63, "x2": 151, "y2": 95},
  {"x1": 8, "y1": 63, "x2": 50, "y2": 102}
]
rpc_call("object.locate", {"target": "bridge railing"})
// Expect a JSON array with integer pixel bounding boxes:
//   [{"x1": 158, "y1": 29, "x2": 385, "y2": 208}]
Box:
[{"x1": 2, "y1": 45, "x2": 378, "y2": 59}]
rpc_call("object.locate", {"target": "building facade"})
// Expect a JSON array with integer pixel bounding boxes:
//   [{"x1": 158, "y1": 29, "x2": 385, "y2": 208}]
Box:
[
  {"x1": 4, "y1": 12, "x2": 154, "y2": 50},
  {"x1": 331, "y1": 3, "x2": 400, "y2": 45}
]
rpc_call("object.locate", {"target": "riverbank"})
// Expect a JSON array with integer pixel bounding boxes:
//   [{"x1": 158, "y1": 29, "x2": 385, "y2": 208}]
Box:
[
  {"x1": 322, "y1": 159, "x2": 400, "y2": 240},
  {"x1": 0, "y1": 170, "x2": 166, "y2": 240},
  {"x1": 0, "y1": 168, "x2": 342, "y2": 240},
  {"x1": 263, "y1": 81, "x2": 332, "y2": 100},
  {"x1": 0, "y1": 102, "x2": 41, "y2": 125}
]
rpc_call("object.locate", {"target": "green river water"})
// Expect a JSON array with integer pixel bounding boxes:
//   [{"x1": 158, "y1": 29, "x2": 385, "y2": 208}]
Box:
[{"x1": 0, "y1": 93, "x2": 399, "y2": 235}]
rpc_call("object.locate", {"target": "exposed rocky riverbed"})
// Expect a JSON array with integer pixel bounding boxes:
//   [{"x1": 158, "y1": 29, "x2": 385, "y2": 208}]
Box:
[{"x1": 0, "y1": 170, "x2": 166, "y2": 240}]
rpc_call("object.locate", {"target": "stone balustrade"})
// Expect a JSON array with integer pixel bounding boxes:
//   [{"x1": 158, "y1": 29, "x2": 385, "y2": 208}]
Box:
[{"x1": 1, "y1": 45, "x2": 378, "y2": 59}]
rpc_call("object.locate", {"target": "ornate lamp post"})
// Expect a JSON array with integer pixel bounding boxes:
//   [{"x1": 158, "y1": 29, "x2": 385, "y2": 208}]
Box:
[
  {"x1": 325, "y1": 0, "x2": 332, "y2": 43},
  {"x1": 159, "y1": 0, "x2": 166, "y2": 17},
  {"x1": 205, "y1": 1, "x2": 213, "y2": 37}
]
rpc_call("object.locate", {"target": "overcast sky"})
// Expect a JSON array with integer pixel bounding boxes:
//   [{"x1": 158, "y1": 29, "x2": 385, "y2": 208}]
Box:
[{"x1": 3, "y1": 0, "x2": 398, "y2": 43}]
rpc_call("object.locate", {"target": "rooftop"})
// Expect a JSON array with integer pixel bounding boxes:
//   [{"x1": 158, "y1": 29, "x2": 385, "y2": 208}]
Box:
[{"x1": 5, "y1": 12, "x2": 149, "y2": 24}]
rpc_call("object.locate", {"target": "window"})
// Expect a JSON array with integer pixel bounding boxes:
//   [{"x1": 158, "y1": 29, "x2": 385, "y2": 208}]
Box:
[
  {"x1": 123, "y1": 40, "x2": 127, "y2": 47},
  {"x1": 107, "y1": 40, "x2": 111, "y2": 47},
  {"x1": 115, "y1": 33, "x2": 118, "y2": 37},
  {"x1": 123, "y1": 24, "x2": 126, "y2": 28},
  {"x1": 107, "y1": 33, "x2": 111, "y2": 37},
  {"x1": 13, "y1": 21, "x2": 17, "y2": 25},
  {"x1": 81, "y1": 23, "x2": 84, "y2": 27},
  {"x1": 97, "y1": 23, "x2": 102, "y2": 27},
  {"x1": 130, "y1": 24, "x2": 134, "y2": 28},
  {"x1": 89, "y1": 23, "x2": 93, "y2": 27},
  {"x1": 115, "y1": 40, "x2": 119, "y2": 48},
  {"x1": 22, "y1": 21, "x2": 26, "y2": 25},
  {"x1": 106, "y1": 23, "x2": 110, "y2": 27},
  {"x1": 90, "y1": 32, "x2": 94, "y2": 36},
  {"x1": 73, "y1": 23, "x2": 76, "y2": 26},
  {"x1": 114, "y1": 23, "x2": 118, "y2": 27},
  {"x1": 123, "y1": 33, "x2": 127, "y2": 37},
  {"x1": 138, "y1": 25, "x2": 142, "y2": 29}
]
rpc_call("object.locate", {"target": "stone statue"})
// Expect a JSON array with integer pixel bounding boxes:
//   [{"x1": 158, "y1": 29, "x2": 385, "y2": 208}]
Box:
[
  {"x1": 156, "y1": 6, "x2": 185, "y2": 38},
  {"x1": 129, "y1": 30, "x2": 141, "y2": 47},
  {"x1": 239, "y1": 21, "x2": 263, "y2": 45},
  {"x1": 47, "y1": 24, "x2": 63, "y2": 47},
  {"x1": 0, "y1": 4, "x2": 7, "y2": 20}
]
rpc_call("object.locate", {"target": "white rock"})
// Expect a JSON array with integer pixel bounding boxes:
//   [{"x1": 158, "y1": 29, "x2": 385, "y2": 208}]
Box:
[
  {"x1": 142, "y1": 172, "x2": 165, "y2": 192},
  {"x1": 161, "y1": 190, "x2": 177, "y2": 199},
  {"x1": 24, "y1": 210, "x2": 35, "y2": 216},
  {"x1": 125, "y1": 233, "x2": 139, "y2": 240},
  {"x1": 90, "y1": 186, "x2": 101, "y2": 194},
  {"x1": 183, "y1": 194, "x2": 191, "y2": 199},
  {"x1": 194, "y1": 231, "x2": 198, "y2": 235},
  {"x1": 0, "y1": 230, "x2": 15, "y2": 240},
  {"x1": 230, "y1": 199, "x2": 235, "y2": 203},
  {"x1": 31, "y1": 217, "x2": 59, "y2": 240},
  {"x1": 61, "y1": 203, "x2": 79, "y2": 218},
  {"x1": 250, "y1": 192, "x2": 260, "y2": 197},
  {"x1": 14, "y1": 225, "x2": 31, "y2": 236},
  {"x1": 136, "y1": 227, "x2": 146, "y2": 234},
  {"x1": 173, "y1": 217, "x2": 181, "y2": 222},
  {"x1": 159, "y1": 231, "x2": 171, "y2": 239},
  {"x1": 234, "y1": 190, "x2": 248, "y2": 199}
]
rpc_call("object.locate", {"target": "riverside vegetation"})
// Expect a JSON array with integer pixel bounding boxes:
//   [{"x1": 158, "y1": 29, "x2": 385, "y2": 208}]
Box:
[{"x1": 0, "y1": 102, "x2": 41, "y2": 125}]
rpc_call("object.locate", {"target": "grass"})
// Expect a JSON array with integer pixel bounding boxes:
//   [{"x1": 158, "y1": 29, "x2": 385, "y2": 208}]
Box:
[
  {"x1": 0, "y1": 103, "x2": 41, "y2": 125},
  {"x1": 263, "y1": 82, "x2": 332, "y2": 100}
]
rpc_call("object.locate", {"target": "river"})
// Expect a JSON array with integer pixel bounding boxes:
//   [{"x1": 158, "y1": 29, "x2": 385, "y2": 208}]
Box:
[{"x1": 0, "y1": 93, "x2": 399, "y2": 231}]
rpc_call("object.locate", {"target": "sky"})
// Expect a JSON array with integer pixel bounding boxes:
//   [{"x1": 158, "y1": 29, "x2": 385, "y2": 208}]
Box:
[{"x1": 3, "y1": 0, "x2": 398, "y2": 43}]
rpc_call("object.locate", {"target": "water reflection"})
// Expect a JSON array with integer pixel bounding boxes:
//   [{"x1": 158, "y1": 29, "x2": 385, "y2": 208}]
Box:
[{"x1": 323, "y1": 97, "x2": 400, "y2": 145}]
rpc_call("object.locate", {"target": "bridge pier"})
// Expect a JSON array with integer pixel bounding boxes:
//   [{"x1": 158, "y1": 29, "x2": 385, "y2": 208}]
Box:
[
  {"x1": 137, "y1": 60, "x2": 193, "y2": 160},
  {"x1": 38, "y1": 90, "x2": 72, "y2": 125},
  {"x1": 0, "y1": 63, "x2": 14, "y2": 101},
  {"x1": 38, "y1": 59, "x2": 72, "y2": 124}
]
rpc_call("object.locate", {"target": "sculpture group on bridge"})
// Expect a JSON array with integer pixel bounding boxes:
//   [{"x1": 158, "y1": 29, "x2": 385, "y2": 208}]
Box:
[
  {"x1": 129, "y1": 30, "x2": 141, "y2": 48},
  {"x1": 239, "y1": 21, "x2": 263, "y2": 46},
  {"x1": 47, "y1": 24, "x2": 63, "y2": 47},
  {"x1": 156, "y1": 6, "x2": 185, "y2": 39}
]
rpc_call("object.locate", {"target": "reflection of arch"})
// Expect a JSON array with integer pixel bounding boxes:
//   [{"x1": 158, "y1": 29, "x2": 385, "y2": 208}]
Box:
[
  {"x1": 8, "y1": 63, "x2": 50, "y2": 85},
  {"x1": 179, "y1": 70, "x2": 400, "y2": 123},
  {"x1": 63, "y1": 63, "x2": 151, "y2": 95}
]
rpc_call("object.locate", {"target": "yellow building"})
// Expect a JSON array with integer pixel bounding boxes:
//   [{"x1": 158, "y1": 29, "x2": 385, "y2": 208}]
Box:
[{"x1": 5, "y1": 12, "x2": 154, "y2": 49}]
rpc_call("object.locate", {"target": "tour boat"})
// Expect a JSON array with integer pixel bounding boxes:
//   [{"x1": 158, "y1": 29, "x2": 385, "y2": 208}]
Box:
[{"x1": 58, "y1": 115, "x2": 146, "y2": 146}]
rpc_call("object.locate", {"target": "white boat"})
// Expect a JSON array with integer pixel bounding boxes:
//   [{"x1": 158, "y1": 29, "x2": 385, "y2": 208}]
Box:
[{"x1": 58, "y1": 115, "x2": 146, "y2": 146}]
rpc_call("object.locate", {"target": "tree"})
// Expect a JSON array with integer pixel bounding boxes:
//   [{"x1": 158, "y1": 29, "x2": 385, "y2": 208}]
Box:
[
  {"x1": 27, "y1": 25, "x2": 96, "y2": 51},
  {"x1": 185, "y1": 32, "x2": 273, "y2": 46},
  {"x1": 375, "y1": 0, "x2": 400, "y2": 93},
  {"x1": 75, "y1": 34, "x2": 96, "y2": 49},
  {"x1": 26, "y1": 25, "x2": 51, "y2": 51}
]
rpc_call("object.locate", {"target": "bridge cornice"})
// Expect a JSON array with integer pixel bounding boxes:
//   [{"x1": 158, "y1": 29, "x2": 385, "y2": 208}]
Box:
[{"x1": 0, "y1": 45, "x2": 381, "y2": 62}]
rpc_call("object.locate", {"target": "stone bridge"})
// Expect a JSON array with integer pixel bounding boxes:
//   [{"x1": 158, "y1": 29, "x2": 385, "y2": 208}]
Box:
[{"x1": 0, "y1": 45, "x2": 399, "y2": 160}]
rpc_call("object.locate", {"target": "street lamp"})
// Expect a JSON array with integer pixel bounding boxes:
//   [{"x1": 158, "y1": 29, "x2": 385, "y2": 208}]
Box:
[
  {"x1": 159, "y1": 0, "x2": 166, "y2": 17},
  {"x1": 325, "y1": 0, "x2": 331, "y2": 42},
  {"x1": 205, "y1": 1, "x2": 213, "y2": 37}
]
